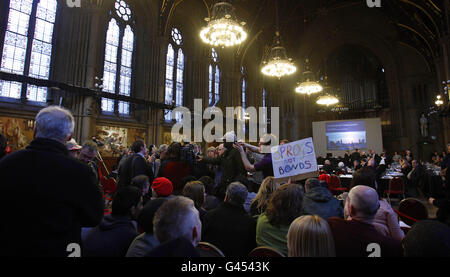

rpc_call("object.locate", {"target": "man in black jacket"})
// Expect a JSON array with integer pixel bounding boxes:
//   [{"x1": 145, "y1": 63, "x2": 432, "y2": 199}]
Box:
[
  {"x1": 118, "y1": 140, "x2": 154, "y2": 188},
  {"x1": 0, "y1": 106, "x2": 104, "y2": 257},
  {"x1": 202, "y1": 182, "x2": 256, "y2": 257}
]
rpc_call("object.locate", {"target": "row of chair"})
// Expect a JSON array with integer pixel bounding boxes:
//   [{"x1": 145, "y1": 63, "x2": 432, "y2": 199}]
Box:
[{"x1": 196, "y1": 242, "x2": 285, "y2": 257}]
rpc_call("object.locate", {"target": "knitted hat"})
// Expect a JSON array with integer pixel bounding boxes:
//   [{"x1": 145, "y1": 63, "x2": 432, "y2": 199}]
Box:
[{"x1": 152, "y1": 177, "x2": 173, "y2": 197}]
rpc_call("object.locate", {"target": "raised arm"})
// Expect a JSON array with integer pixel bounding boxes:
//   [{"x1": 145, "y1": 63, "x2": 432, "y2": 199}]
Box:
[{"x1": 233, "y1": 143, "x2": 256, "y2": 172}]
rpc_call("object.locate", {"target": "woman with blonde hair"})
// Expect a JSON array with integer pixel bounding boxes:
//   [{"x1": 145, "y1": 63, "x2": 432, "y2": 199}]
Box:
[
  {"x1": 287, "y1": 215, "x2": 336, "y2": 257},
  {"x1": 249, "y1": 177, "x2": 280, "y2": 217}
]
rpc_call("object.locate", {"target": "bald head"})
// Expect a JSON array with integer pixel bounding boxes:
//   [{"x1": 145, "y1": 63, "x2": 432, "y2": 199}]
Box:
[{"x1": 346, "y1": 185, "x2": 380, "y2": 220}]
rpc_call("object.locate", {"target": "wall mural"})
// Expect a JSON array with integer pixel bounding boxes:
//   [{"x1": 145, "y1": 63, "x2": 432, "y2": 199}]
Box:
[
  {"x1": 0, "y1": 117, "x2": 35, "y2": 151},
  {"x1": 95, "y1": 125, "x2": 146, "y2": 157}
]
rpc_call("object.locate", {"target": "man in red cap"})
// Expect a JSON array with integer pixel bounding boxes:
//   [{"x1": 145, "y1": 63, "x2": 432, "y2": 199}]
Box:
[{"x1": 151, "y1": 177, "x2": 174, "y2": 199}]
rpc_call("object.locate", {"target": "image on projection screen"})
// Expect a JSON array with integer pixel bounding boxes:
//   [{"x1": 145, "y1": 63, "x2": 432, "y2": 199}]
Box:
[{"x1": 326, "y1": 121, "x2": 367, "y2": 151}]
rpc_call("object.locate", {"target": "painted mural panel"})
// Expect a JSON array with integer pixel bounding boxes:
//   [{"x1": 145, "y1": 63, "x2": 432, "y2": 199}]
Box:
[
  {"x1": 0, "y1": 116, "x2": 35, "y2": 151},
  {"x1": 95, "y1": 125, "x2": 146, "y2": 157}
]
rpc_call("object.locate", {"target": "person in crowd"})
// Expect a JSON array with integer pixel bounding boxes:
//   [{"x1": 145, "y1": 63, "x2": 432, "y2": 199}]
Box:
[
  {"x1": 130, "y1": 175, "x2": 151, "y2": 204},
  {"x1": 429, "y1": 182, "x2": 450, "y2": 226},
  {"x1": 405, "y1": 149, "x2": 414, "y2": 161},
  {"x1": 83, "y1": 186, "x2": 142, "y2": 257},
  {"x1": 0, "y1": 106, "x2": 104, "y2": 257},
  {"x1": 256, "y1": 183, "x2": 304, "y2": 256},
  {"x1": 328, "y1": 186, "x2": 403, "y2": 257},
  {"x1": 402, "y1": 220, "x2": 450, "y2": 257},
  {"x1": 350, "y1": 149, "x2": 361, "y2": 164},
  {"x1": 213, "y1": 143, "x2": 225, "y2": 187},
  {"x1": 151, "y1": 177, "x2": 174, "y2": 199},
  {"x1": 126, "y1": 198, "x2": 166, "y2": 257},
  {"x1": 352, "y1": 159, "x2": 362, "y2": 172},
  {"x1": 280, "y1": 139, "x2": 290, "y2": 145},
  {"x1": 66, "y1": 138, "x2": 82, "y2": 159},
  {"x1": 205, "y1": 146, "x2": 219, "y2": 178},
  {"x1": 199, "y1": 176, "x2": 220, "y2": 211},
  {"x1": 287, "y1": 215, "x2": 336, "y2": 257},
  {"x1": 249, "y1": 177, "x2": 280, "y2": 217},
  {"x1": 146, "y1": 196, "x2": 202, "y2": 257},
  {"x1": 344, "y1": 167, "x2": 404, "y2": 241},
  {"x1": 400, "y1": 158, "x2": 411, "y2": 176},
  {"x1": 407, "y1": 160, "x2": 424, "y2": 197},
  {"x1": 79, "y1": 141, "x2": 100, "y2": 183},
  {"x1": 392, "y1": 151, "x2": 402, "y2": 163},
  {"x1": 302, "y1": 178, "x2": 343, "y2": 220},
  {"x1": 183, "y1": 181, "x2": 207, "y2": 221},
  {"x1": 200, "y1": 131, "x2": 246, "y2": 200},
  {"x1": 0, "y1": 133, "x2": 7, "y2": 160},
  {"x1": 158, "y1": 142, "x2": 191, "y2": 194},
  {"x1": 233, "y1": 133, "x2": 277, "y2": 180},
  {"x1": 118, "y1": 140, "x2": 154, "y2": 188},
  {"x1": 322, "y1": 160, "x2": 334, "y2": 174},
  {"x1": 178, "y1": 175, "x2": 197, "y2": 195},
  {"x1": 336, "y1": 162, "x2": 348, "y2": 175},
  {"x1": 202, "y1": 182, "x2": 256, "y2": 257}
]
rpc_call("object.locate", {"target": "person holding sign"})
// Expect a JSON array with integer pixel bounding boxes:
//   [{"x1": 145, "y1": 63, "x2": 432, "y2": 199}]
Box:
[{"x1": 233, "y1": 134, "x2": 278, "y2": 179}]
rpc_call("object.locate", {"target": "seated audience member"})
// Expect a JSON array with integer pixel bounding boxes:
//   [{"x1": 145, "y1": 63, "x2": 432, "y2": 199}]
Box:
[
  {"x1": 83, "y1": 186, "x2": 142, "y2": 257},
  {"x1": 66, "y1": 138, "x2": 82, "y2": 159},
  {"x1": 158, "y1": 142, "x2": 192, "y2": 194},
  {"x1": 126, "y1": 198, "x2": 166, "y2": 257},
  {"x1": 0, "y1": 106, "x2": 103, "y2": 257},
  {"x1": 202, "y1": 182, "x2": 256, "y2": 257},
  {"x1": 402, "y1": 220, "x2": 450, "y2": 257},
  {"x1": 328, "y1": 186, "x2": 403, "y2": 257},
  {"x1": 131, "y1": 175, "x2": 151, "y2": 204},
  {"x1": 406, "y1": 160, "x2": 424, "y2": 197},
  {"x1": 151, "y1": 177, "x2": 174, "y2": 199},
  {"x1": 336, "y1": 162, "x2": 348, "y2": 175},
  {"x1": 302, "y1": 178, "x2": 343, "y2": 220},
  {"x1": 0, "y1": 133, "x2": 7, "y2": 160},
  {"x1": 287, "y1": 215, "x2": 336, "y2": 257},
  {"x1": 250, "y1": 177, "x2": 280, "y2": 217},
  {"x1": 183, "y1": 181, "x2": 207, "y2": 221},
  {"x1": 256, "y1": 184, "x2": 304, "y2": 256},
  {"x1": 199, "y1": 176, "x2": 220, "y2": 211},
  {"x1": 323, "y1": 160, "x2": 334, "y2": 175},
  {"x1": 345, "y1": 168, "x2": 404, "y2": 241},
  {"x1": 400, "y1": 158, "x2": 411, "y2": 176},
  {"x1": 392, "y1": 151, "x2": 402, "y2": 163},
  {"x1": 146, "y1": 196, "x2": 202, "y2": 257}
]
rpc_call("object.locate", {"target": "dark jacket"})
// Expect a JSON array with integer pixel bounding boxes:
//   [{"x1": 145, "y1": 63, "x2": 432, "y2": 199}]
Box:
[
  {"x1": 202, "y1": 145, "x2": 246, "y2": 200},
  {"x1": 0, "y1": 138, "x2": 104, "y2": 257},
  {"x1": 118, "y1": 154, "x2": 154, "y2": 188},
  {"x1": 82, "y1": 215, "x2": 138, "y2": 257},
  {"x1": 302, "y1": 186, "x2": 344, "y2": 220},
  {"x1": 202, "y1": 202, "x2": 256, "y2": 257},
  {"x1": 158, "y1": 158, "x2": 191, "y2": 192}
]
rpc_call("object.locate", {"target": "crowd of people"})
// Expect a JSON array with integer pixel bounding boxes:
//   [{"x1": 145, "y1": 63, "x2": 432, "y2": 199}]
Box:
[{"x1": 0, "y1": 106, "x2": 449, "y2": 257}]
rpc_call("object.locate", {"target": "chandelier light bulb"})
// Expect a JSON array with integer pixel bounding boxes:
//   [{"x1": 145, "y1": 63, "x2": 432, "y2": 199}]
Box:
[{"x1": 316, "y1": 94, "x2": 339, "y2": 106}]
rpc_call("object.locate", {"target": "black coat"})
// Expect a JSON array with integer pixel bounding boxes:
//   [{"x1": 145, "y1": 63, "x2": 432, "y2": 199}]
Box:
[
  {"x1": 0, "y1": 138, "x2": 104, "y2": 257},
  {"x1": 202, "y1": 202, "x2": 256, "y2": 257},
  {"x1": 118, "y1": 154, "x2": 154, "y2": 187},
  {"x1": 302, "y1": 186, "x2": 344, "y2": 220}
]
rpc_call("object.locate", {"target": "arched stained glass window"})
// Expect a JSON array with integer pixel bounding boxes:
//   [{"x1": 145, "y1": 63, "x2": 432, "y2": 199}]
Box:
[
  {"x1": 165, "y1": 28, "x2": 184, "y2": 122},
  {"x1": 0, "y1": 0, "x2": 57, "y2": 102},
  {"x1": 101, "y1": 0, "x2": 134, "y2": 115},
  {"x1": 208, "y1": 48, "x2": 220, "y2": 106}
]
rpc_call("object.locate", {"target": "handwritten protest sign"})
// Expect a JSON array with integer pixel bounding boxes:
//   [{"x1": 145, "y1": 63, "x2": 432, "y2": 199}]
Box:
[{"x1": 271, "y1": 138, "x2": 318, "y2": 182}]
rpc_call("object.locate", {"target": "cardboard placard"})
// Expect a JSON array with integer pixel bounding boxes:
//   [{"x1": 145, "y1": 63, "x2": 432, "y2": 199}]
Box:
[{"x1": 271, "y1": 137, "x2": 319, "y2": 182}]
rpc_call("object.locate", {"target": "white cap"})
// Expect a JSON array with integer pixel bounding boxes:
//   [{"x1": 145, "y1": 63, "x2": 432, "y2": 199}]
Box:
[{"x1": 222, "y1": 131, "x2": 237, "y2": 142}]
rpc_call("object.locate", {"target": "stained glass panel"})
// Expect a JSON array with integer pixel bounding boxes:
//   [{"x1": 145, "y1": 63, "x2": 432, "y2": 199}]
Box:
[
  {"x1": 118, "y1": 101, "x2": 129, "y2": 115},
  {"x1": 102, "y1": 19, "x2": 120, "y2": 95},
  {"x1": 101, "y1": 98, "x2": 115, "y2": 112},
  {"x1": 215, "y1": 65, "x2": 220, "y2": 103}
]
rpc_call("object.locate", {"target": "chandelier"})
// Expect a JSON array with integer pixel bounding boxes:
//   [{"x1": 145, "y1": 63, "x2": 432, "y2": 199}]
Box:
[
  {"x1": 200, "y1": 1, "x2": 247, "y2": 48},
  {"x1": 295, "y1": 59, "x2": 323, "y2": 95},
  {"x1": 316, "y1": 94, "x2": 339, "y2": 106},
  {"x1": 261, "y1": 32, "x2": 296, "y2": 78}
]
